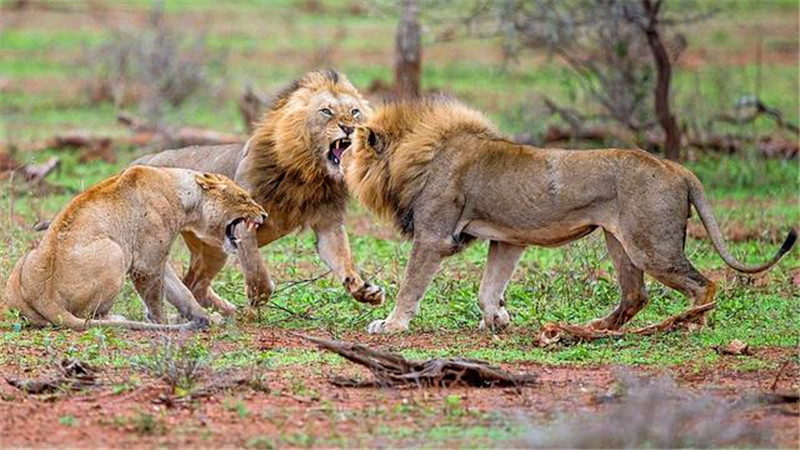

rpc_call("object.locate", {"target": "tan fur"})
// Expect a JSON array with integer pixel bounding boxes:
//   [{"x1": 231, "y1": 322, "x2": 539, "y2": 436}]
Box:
[
  {"x1": 132, "y1": 70, "x2": 384, "y2": 309},
  {"x1": 240, "y1": 70, "x2": 360, "y2": 229},
  {"x1": 4, "y1": 166, "x2": 267, "y2": 331},
  {"x1": 343, "y1": 98, "x2": 797, "y2": 334},
  {"x1": 345, "y1": 99, "x2": 498, "y2": 234}
]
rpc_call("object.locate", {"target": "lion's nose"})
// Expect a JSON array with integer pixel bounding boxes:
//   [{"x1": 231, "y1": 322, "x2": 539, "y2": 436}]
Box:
[{"x1": 339, "y1": 124, "x2": 354, "y2": 136}]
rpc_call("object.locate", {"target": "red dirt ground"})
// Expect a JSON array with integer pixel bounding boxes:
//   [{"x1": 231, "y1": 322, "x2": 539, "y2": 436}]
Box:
[{"x1": 1, "y1": 331, "x2": 797, "y2": 449}]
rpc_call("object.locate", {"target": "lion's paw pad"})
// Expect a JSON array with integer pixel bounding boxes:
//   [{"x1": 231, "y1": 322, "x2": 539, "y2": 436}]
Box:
[{"x1": 208, "y1": 312, "x2": 225, "y2": 326}]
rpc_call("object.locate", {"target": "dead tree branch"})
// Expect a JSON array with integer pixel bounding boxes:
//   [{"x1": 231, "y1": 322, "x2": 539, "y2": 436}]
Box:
[
  {"x1": 394, "y1": 0, "x2": 421, "y2": 98},
  {"x1": 712, "y1": 96, "x2": 800, "y2": 136},
  {"x1": 638, "y1": 0, "x2": 681, "y2": 161},
  {"x1": 537, "y1": 302, "x2": 716, "y2": 346},
  {"x1": 6, "y1": 358, "x2": 98, "y2": 394},
  {"x1": 297, "y1": 334, "x2": 537, "y2": 388}
]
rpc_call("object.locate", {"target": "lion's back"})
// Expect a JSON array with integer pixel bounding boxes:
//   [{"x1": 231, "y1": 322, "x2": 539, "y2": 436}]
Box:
[{"x1": 131, "y1": 143, "x2": 244, "y2": 180}]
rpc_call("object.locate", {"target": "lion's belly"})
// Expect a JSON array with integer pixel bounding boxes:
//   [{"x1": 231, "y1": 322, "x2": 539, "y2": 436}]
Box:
[{"x1": 462, "y1": 220, "x2": 598, "y2": 247}]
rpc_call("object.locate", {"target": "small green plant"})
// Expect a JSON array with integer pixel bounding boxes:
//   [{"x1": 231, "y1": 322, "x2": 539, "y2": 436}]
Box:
[
  {"x1": 132, "y1": 412, "x2": 166, "y2": 436},
  {"x1": 59, "y1": 415, "x2": 77, "y2": 427},
  {"x1": 224, "y1": 398, "x2": 250, "y2": 420},
  {"x1": 111, "y1": 379, "x2": 140, "y2": 395},
  {"x1": 132, "y1": 335, "x2": 211, "y2": 396},
  {"x1": 444, "y1": 394, "x2": 465, "y2": 418},
  {"x1": 246, "y1": 435, "x2": 275, "y2": 449}
]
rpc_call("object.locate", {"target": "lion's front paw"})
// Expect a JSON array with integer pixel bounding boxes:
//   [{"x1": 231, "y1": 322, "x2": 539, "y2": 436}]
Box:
[
  {"x1": 208, "y1": 312, "x2": 225, "y2": 326},
  {"x1": 246, "y1": 277, "x2": 275, "y2": 307},
  {"x1": 478, "y1": 307, "x2": 510, "y2": 332},
  {"x1": 351, "y1": 282, "x2": 385, "y2": 306},
  {"x1": 367, "y1": 318, "x2": 408, "y2": 334}
]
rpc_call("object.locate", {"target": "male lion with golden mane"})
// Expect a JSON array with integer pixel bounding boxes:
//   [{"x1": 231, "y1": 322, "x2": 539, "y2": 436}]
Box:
[
  {"x1": 133, "y1": 70, "x2": 384, "y2": 314},
  {"x1": 4, "y1": 166, "x2": 267, "y2": 331},
  {"x1": 342, "y1": 97, "x2": 797, "y2": 334}
]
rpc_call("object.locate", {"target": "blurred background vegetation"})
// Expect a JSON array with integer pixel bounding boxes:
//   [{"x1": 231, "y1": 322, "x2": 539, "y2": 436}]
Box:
[{"x1": 0, "y1": 0, "x2": 797, "y2": 159}]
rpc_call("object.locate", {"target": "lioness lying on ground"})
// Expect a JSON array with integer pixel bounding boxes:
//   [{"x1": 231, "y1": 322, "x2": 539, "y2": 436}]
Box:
[
  {"x1": 132, "y1": 70, "x2": 383, "y2": 315},
  {"x1": 4, "y1": 166, "x2": 267, "y2": 331},
  {"x1": 342, "y1": 97, "x2": 797, "y2": 334}
]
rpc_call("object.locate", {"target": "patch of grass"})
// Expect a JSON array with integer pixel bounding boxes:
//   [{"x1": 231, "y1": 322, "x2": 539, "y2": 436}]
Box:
[
  {"x1": 131, "y1": 411, "x2": 166, "y2": 436},
  {"x1": 59, "y1": 414, "x2": 78, "y2": 427},
  {"x1": 131, "y1": 335, "x2": 211, "y2": 396}
]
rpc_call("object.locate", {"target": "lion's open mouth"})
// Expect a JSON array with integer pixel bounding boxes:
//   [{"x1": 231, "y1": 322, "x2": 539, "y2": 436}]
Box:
[
  {"x1": 328, "y1": 138, "x2": 351, "y2": 165},
  {"x1": 224, "y1": 217, "x2": 263, "y2": 251},
  {"x1": 225, "y1": 218, "x2": 244, "y2": 250}
]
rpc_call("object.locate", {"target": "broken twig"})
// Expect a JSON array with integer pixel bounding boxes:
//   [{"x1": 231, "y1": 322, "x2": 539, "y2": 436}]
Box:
[
  {"x1": 538, "y1": 302, "x2": 716, "y2": 346},
  {"x1": 297, "y1": 334, "x2": 536, "y2": 388},
  {"x1": 5, "y1": 358, "x2": 98, "y2": 394}
]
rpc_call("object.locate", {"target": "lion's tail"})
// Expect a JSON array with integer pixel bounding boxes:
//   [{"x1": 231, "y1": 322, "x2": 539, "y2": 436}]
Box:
[
  {"x1": 34, "y1": 298, "x2": 201, "y2": 331},
  {"x1": 686, "y1": 172, "x2": 796, "y2": 274},
  {"x1": 31, "y1": 284, "x2": 200, "y2": 332}
]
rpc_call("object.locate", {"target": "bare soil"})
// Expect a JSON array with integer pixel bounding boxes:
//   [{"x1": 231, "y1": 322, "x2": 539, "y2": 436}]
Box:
[{"x1": 1, "y1": 331, "x2": 797, "y2": 449}]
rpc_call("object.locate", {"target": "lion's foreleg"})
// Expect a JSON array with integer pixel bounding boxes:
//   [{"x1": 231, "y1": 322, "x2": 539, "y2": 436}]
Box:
[
  {"x1": 367, "y1": 238, "x2": 446, "y2": 334},
  {"x1": 182, "y1": 231, "x2": 235, "y2": 314},
  {"x1": 478, "y1": 241, "x2": 525, "y2": 332},
  {"x1": 313, "y1": 219, "x2": 384, "y2": 306},
  {"x1": 236, "y1": 223, "x2": 275, "y2": 307}
]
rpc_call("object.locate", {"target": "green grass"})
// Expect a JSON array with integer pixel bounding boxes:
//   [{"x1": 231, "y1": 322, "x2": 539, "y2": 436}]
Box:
[
  {"x1": 0, "y1": 1, "x2": 798, "y2": 447},
  {"x1": 1, "y1": 149, "x2": 797, "y2": 372}
]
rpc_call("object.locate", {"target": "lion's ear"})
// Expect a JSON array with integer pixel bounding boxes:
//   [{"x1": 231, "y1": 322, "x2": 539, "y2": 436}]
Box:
[
  {"x1": 366, "y1": 128, "x2": 384, "y2": 154},
  {"x1": 195, "y1": 173, "x2": 226, "y2": 191}
]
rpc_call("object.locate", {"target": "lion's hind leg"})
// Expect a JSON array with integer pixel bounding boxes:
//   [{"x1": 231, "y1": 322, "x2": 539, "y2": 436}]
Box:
[
  {"x1": 587, "y1": 230, "x2": 649, "y2": 331},
  {"x1": 644, "y1": 257, "x2": 716, "y2": 327},
  {"x1": 620, "y1": 227, "x2": 716, "y2": 327}
]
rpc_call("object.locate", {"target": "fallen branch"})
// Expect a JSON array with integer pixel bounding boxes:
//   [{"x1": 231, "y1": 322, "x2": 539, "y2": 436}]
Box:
[
  {"x1": 297, "y1": 334, "x2": 537, "y2": 388},
  {"x1": 712, "y1": 96, "x2": 800, "y2": 136},
  {"x1": 21, "y1": 156, "x2": 61, "y2": 183},
  {"x1": 532, "y1": 125, "x2": 798, "y2": 159},
  {"x1": 118, "y1": 113, "x2": 243, "y2": 147},
  {"x1": 29, "y1": 119, "x2": 244, "y2": 157},
  {"x1": 154, "y1": 375, "x2": 257, "y2": 406},
  {"x1": 537, "y1": 302, "x2": 716, "y2": 346},
  {"x1": 5, "y1": 358, "x2": 98, "y2": 394}
]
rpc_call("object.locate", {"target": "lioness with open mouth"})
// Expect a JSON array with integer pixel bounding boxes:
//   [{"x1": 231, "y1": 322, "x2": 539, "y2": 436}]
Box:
[
  {"x1": 342, "y1": 97, "x2": 797, "y2": 334},
  {"x1": 4, "y1": 166, "x2": 267, "y2": 331}
]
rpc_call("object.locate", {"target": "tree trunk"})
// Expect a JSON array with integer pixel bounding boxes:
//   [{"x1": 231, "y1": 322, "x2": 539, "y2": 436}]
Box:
[
  {"x1": 394, "y1": 0, "x2": 421, "y2": 99},
  {"x1": 641, "y1": 0, "x2": 681, "y2": 161}
]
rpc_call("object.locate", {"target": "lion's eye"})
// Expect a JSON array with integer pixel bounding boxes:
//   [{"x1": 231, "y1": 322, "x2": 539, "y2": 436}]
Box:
[
  {"x1": 320, "y1": 108, "x2": 333, "y2": 117},
  {"x1": 351, "y1": 109, "x2": 361, "y2": 118}
]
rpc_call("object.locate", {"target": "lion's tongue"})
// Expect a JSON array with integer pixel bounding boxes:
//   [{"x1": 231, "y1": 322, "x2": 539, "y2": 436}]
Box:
[{"x1": 331, "y1": 145, "x2": 344, "y2": 161}]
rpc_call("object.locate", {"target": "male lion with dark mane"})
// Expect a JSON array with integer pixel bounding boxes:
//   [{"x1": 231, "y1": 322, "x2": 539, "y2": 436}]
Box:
[
  {"x1": 133, "y1": 70, "x2": 384, "y2": 314},
  {"x1": 342, "y1": 97, "x2": 796, "y2": 334}
]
